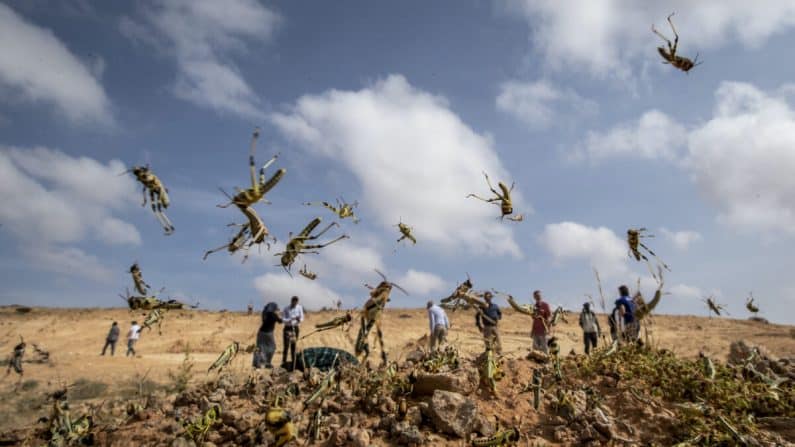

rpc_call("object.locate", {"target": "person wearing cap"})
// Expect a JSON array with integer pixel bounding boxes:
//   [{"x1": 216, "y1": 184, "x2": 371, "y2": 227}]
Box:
[
  {"x1": 475, "y1": 291, "x2": 502, "y2": 353},
  {"x1": 579, "y1": 302, "x2": 601, "y2": 355},
  {"x1": 254, "y1": 302, "x2": 282, "y2": 368},
  {"x1": 426, "y1": 300, "x2": 449, "y2": 352},
  {"x1": 531, "y1": 290, "x2": 552, "y2": 353},
  {"x1": 282, "y1": 296, "x2": 304, "y2": 367}
]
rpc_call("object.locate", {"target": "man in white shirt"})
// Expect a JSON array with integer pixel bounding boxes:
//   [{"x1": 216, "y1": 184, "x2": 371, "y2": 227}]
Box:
[
  {"x1": 427, "y1": 300, "x2": 449, "y2": 352},
  {"x1": 282, "y1": 296, "x2": 304, "y2": 367},
  {"x1": 126, "y1": 321, "x2": 141, "y2": 357}
]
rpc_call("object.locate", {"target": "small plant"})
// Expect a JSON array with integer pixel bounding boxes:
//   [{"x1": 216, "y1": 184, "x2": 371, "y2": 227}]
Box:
[{"x1": 168, "y1": 344, "x2": 195, "y2": 393}]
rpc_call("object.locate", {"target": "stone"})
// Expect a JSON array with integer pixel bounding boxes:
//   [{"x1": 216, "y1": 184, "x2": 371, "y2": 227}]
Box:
[
  {"x1": 426, "y1": 390, "x2": 479, "y2": 438},
  {"x1": 392, "y1": 421, "x2": 424, "y2": 446},
  {"x1": 170, "y1": 438, "x2": 196, "y2": 447},
  {"x1": 413, "y1": 372, "x2": 473, "y2": 396},
  {"x1": 405, "y1": 405, "x2": 423, "y2": 426},
  {"x1": 348, "y1": 428, "x2": 370, "y2": 447}
]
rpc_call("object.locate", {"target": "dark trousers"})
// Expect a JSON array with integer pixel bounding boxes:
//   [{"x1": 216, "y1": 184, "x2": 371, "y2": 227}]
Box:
[
  {"x1": 282, "y1": 326, "x2": 299, "y2": 366},
  {"x1": 126, "y1": 339, "x2": 137, "y2": 357},
  {"x1": 101, "y1": 339, "x2": 117, "y2": 356},
  {"x1": 584, "y1": 331, "x2": 598, "y2": 355},
  {"x1": 254, "y1": 330, "x2": 276, "y2": 368}
]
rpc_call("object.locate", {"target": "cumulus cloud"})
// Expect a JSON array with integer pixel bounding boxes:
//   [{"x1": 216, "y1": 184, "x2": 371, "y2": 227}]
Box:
[
  {"x1": 254, "y1": 272, "x2": 343, "y2": 310},
  {"x1": 538, "y1": 222, "x2": 628, "y2": 278},
  {"x1": 272, "y1": 74, "x2": 524, "y2": 257},
  {"x1": 0, "y1": 146, "x2": 140, "y2": 281},
  {"x1": 121, "y1": 0, "x2": 280, "y2": 120},
  {"x1": 507, "y1": 1, "x2": 795, "y2": 78},
  {"x1": 496, "y1": 79, "x2": 597, "y2": 129},
  {"x1": 685, "y1": 82, "x2": 795, "y2": 235},
  {"x1": 0, "y1": 3, "x2": 112, "y2": 125},
  {"x1": 669, "y1": 283, "x2": 704, "y2": 300},
  {"x1": 397, "y1": 269, "x2": 447, "y2": 297},
  {"x1": 572, "y1": 110, "x2": 687, "y2": 162},
  {"x1": 660, "y1": 228, "x2": 702, "y2": 251}
]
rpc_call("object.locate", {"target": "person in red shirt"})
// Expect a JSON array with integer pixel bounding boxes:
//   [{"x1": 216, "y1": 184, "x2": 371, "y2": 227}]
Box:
[{"x1": 531, "y1": 290, "x2": 551, "y2": 353}]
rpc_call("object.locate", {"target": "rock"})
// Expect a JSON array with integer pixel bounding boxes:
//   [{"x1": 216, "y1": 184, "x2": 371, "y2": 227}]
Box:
[
  {"x1": 392, "y1": 421, "x2": 424, "y2": 446},
  {"x1": 413, "y1": 372, "x2": 473, "y2": 396},
  {"x1": 235, "y1": 411, "x2": 259, "y2": 433},
  {"x1": 405, "y1": 405, "x2": 422, "y2": 426},
  {"x1": 426, "y1": 390, "x2": 479, "y2": 438},
  {"x1": 170, "y1": 438, "x2": 196, "y2": 447},
  {"x1": 348, "y1": 428, "x2": 370, "y2": 447},
  {"x1": 405, "y1": 349, "x2": 425, "y2": 364},
  {"x1": 207, "y1": 389, "x2": 226, "y2": 404},
  {"x1": 220, "y1": 409, "x2": 240, "y2": 427},
  {"x1": 472, "y1": 414, "x2": 495, "y2": 437},
  {"x1": 216, "y1": 375, "x2": 234, "y2": 391}
]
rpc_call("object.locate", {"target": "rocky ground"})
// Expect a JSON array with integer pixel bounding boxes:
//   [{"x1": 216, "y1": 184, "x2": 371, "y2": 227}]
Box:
[{"x1": 0, "y1": 307, "x2": 794, "y2": 446}]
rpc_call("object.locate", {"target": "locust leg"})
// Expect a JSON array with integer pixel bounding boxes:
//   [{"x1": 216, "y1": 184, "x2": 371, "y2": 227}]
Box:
[
  {"x1": 467, "y1": 193, "x2": 501, "y2": 205},
  {"x1": 666, "y1": 13, "x2": 680, "y2": 53},
  {"x1": 303, "y1": 235, "x2": 348, "y2": 249},
  {"x1": 306, "y1": 222, "x2": 340, "y2": 240},
  {"x1": 376, "y1": 321, "x2": 387, "y2": 365},
  {"x1": 140, "y1": 185, "x2": 148, "y2": 207},
  {"x1": 638, "y1": 242, "x2": 670, "y2": 271}
]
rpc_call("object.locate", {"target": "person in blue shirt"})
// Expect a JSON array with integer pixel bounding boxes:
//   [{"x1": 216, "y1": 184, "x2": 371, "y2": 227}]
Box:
[
  {"x1": 615, "y1": 285, "x2": 637, "y2": 343},
  {"x1": 475, "y1": 292, "x2": 502, "y2": 353}
]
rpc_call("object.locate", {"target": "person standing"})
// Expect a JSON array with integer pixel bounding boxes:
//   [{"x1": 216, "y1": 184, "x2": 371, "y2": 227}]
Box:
[
  {"x1": 254, "y1": 302, "x2": 282, "y2": 368},
  {"x1": 126, "y1": 321, "x2": 141, "y2": 357},
  {"x1": 282, "y1": 296, "x2": 304, "y2": 367},
  {"x1": 579, "y1": 303, "x2": 601, "y2": 354},
  {"x1": 531, "y1": 290, "x2": 552, "y2": 353},
  {"x1": 615, "y1": 285, "x2": 636, "y2": 343},
  {"x1": 426, "y1": 300, "x2": 450, "y2": 352},
  {"x1": 101, "y1": 322, "x2": 120, "y2": 356},
  {"x1": 475, "y1": 292, "x2": 502, "y2": 353}
]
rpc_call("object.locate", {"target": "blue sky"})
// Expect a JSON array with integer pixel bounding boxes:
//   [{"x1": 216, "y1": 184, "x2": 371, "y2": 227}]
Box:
[{"x1": 2, "y1": 0, "x2": 795, "y2": 324}]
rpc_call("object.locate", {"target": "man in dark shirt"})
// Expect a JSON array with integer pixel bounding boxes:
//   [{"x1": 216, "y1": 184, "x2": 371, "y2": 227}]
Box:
[
  {"x1": 475, "y1": 292, "x2": 503, "y2": 353},
  {"x1": 101, "y1": 321, "x2": 120, "y2": 356},
  {"x1": 254, "y1": 302, "x2": 282, "y2": 368}
]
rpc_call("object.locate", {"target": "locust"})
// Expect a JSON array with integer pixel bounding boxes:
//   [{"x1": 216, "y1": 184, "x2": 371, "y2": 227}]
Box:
[
  {"x1": 627, "y1": 228, "x2": 670, "y2": 279},
  {"x1": 479, "y1": 348, "x2": 503, "y2": 396},
  {"x1": 471, "y1": 425, "x2": 521, "y2": 446},
  {"x1": 746, "y1": 293, "x2": 760, "y2": 314},
  {"x1": 395, "y1": 220, "x2": 416, "y2": 245},
  {"x1": 303, "y1": 362, "x2": 339, "y2": 409},
  {"x1": 141, "y1": 308, "x2": 166, "y2": 335},
  {"x1": 505, "y1": 293, "x2": 535, "y2": 317},
  {"x1": 123, "y1": 164, "x2": 175, "y2": 234},
  {"x1": 307, "y1": 406, "x2": 324, "y2": 443},
  {"x1": 129, "y1": 262, "x2": 150, "y2": 295},
  {"x1": 703, "y1": 295, "x2": 727, "y2": 318},
  {"x1": 46, "y1": 388, "x2": 94, "y2": 446},
  {"x1": 207, "y1": 342, "x2": 239, "y2": 374},
  {"x1": 531, "y1": 368, "x2": 543, "y2": 410},
  {"x1": 300, "y1": 312, "x2": 353, "y2": 340},
  {"x1": 183, "y1": 404, "x2": 220, "y2": 443},
  {"x1": 217, "y1": 128, "x2": 285, "y2": 209},
  {"x1": 652, "y1": 12, "x2": 702, "y2": 73},
  {"x1": 304, "y1": 197, "x2": 360, "y2": 223},
  {"x1": 467, "y1": 171, "x2": 523, "y2": 222},
  {"x1": 699, "y1": 352, "x2": 716, "y2": 380},
  {"x1": 439, "y1": 275, "x2": 476, "y2": 310},
  {"x1": 299, "y1": 264, "x2": 317, "y2": 280},
  {"x1": 236, "y1": 205, "x2": 276, "y2": 257},
  {"x1": 355, "y1": 269, "x2": 408, "y2": 365},
  {"x1": 634, "y1": 267, "x2": 665, "y2": 322},
  {"x1": 275, "y1": 217, "x2": 348, "y2": 274},
  {"x1": 203, "y1": 223, "x2": 251, "y2": 261},
  {"x1": 264, "y1": 406, "x2": 297, "y2": 447}
]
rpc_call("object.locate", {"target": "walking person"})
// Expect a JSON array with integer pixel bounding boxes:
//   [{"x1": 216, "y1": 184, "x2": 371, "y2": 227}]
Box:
[
  {"x1": 475, "y1": 292, "x2": 502, "y2": 353},
  {"x1": 282, "y1": 296, "x2": 304, "y2": 368},
  {"x1": 615, "y1": 285, "x2": 637, "y2": 343},
  {"x1": 254, "y1": 302, "x2": 282, "y2": 368},
  {"x1": 126, "y1": 321, "x2": 141, "y2": 357},
  {"x1": 579, "y1": 303, "x2": 601, "y2": 354},
  {"x1": 101, "y1": 322, "x2": 120, "y2": 356},
  {"x1": 426, "y1": 300, "x2": 450, "y2": 352},
  {"x1": 530, "y1": 290, "x2": 552, "y2": 353}
]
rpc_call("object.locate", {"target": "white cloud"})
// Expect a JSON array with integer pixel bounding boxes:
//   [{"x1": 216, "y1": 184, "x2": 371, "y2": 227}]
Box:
[
  {"x1": 507, "y1": 1, "x2": 795, "y2": 79},
  {"x1": 314, "y1": 240, "x2": 385, "y2": 284},
  {"x1": 496, "y1": 79, "x2": 597, "y2": 129},
  {"x1": 0, "y1": 146, "x2": 140, "y2": 280},
  {"x1": 660, "y1": 228, "x2": 702, "y2": 251},
  {"x1": 573, "y1": 110, "x2": 687, "y2": 161},
  {"x1": 272, "y1": 74, "x2": 524, "y2": 257},
  {"x1": 123, "y1": 0, "x2": 280, "y2": 120},
  {"x1": 397, "y1": 269, "x2": 447, "y2": 296},
  {"x1": 669, "y1": 283, "x2": 703, "y2": 300},
  {"x1": 0, "y1": 3, "x2": 112, "y2": 126},
  {"x1": 538, "y1": 222, "x2": 628, "y2": 278},
  {"x1": 685, "y1": 81, "x2": 795, "y2": 235},
  {"x1": 253, "y1": 272, "x2": 343, "y2": 310}
]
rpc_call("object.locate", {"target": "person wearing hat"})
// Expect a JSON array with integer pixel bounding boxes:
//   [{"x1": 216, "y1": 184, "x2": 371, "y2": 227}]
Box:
[
  {"x1": 426, "y1": 300, "x2": 450, "y2": 352},
  {"x1": 475, "y1": 291, "x2": 502, "y2": 353},
  {"x1": 579, "y1": 302, "x2": 601, "y2": 355}
]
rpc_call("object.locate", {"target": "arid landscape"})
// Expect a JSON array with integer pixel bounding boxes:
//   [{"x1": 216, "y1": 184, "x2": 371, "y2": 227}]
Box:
[{"x1": 1, "y1": 305, "x2": 793, "y2": 446}]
